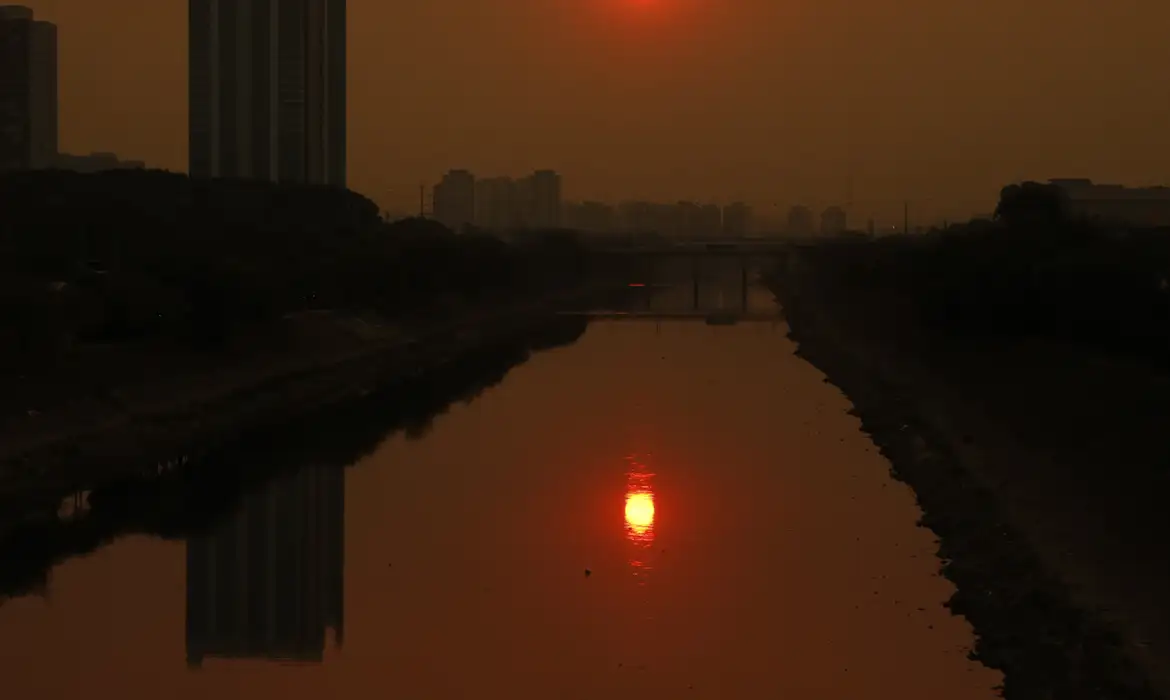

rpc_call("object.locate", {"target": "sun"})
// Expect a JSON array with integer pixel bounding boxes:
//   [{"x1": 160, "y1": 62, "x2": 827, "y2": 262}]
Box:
[
  {"x1": 601, "y1": 0, "x2": 664, "y2": 14},
  {"x1": 625, "y1": 0, "x2": 666, "y2": 13}
]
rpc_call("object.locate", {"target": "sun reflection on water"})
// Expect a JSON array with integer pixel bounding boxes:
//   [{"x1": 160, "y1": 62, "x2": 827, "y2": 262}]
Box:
[
  {"x1": 625, "y1": 492, "x2": 655, "y2": 534},
  {"x1": 624, "y1": 454, "x2": 657, "y2": 582}
]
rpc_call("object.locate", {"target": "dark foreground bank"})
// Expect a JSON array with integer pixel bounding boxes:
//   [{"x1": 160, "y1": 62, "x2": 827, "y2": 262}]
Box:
[
  {"x1": 0, "y1": 290, "x2": 604, "y2": 494},
  {"x1": 768, "y1": 249, "x2": 1169, "y2": 699},
  {"x1": 0, "y1": 168, "x2": 608, "y2": 480},
  {"x1": 0, "y1": 313, "x2": 590, "y2": 604}
]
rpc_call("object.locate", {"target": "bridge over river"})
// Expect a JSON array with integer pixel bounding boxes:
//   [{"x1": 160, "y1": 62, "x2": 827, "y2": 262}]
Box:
[
  {"x1": 558, "y1": 310, "x2": 782, "y2": 324},
  {"x1": 589, "y1": 235, "x2": 815, "y2": 257}
]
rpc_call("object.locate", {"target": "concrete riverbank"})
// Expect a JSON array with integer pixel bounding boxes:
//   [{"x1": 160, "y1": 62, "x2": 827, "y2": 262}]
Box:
[{"x1": 768, "y1": 250, "x2": 1170, "y2": 699}]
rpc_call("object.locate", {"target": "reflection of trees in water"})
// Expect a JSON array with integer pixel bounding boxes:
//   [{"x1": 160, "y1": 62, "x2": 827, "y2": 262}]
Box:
[{"x1": 0, "y1": 316, "x2": 588, "y2": 605}]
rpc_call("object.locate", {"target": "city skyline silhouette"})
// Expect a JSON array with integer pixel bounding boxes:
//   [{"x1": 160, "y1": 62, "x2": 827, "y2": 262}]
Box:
[{"x1": 12, "y1": 0, "x2": 1170, "y2": 225}]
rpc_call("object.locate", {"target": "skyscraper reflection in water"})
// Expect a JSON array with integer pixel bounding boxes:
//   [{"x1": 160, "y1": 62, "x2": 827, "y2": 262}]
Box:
[{"x1": 185, "y1": 465, "x2": 345, "y2": 667}]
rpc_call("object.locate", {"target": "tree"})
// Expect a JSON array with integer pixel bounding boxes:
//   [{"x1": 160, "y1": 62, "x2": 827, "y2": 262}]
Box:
[{"x1": 994, "y1": 181, "x2": 1069, "y2": 228}]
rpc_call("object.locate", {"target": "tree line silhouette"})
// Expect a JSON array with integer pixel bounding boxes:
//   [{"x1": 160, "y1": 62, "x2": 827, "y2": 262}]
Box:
[
  {"x1": 798, "y1": 182, "x2": 1170, "y2": 366},
  {"x1": 0, "y1": 169, "x2": 592, "y2": 367}
]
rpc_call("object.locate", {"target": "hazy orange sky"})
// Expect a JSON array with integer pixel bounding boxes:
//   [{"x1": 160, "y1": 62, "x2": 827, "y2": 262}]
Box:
[{"x1": 20, "y1": 0, "x2": 1170, "y2": 224}]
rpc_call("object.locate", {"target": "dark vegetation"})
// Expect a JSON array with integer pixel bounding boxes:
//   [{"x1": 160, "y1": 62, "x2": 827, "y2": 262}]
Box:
[
  {"x1": 0, "y1": 169, "x2": 592, "y2": 366},
  {"x1": 798, "y1": 181, "x2": 1170, "y2": 367}
]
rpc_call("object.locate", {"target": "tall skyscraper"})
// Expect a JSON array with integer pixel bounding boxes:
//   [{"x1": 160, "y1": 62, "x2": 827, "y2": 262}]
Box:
[
  {"x1": 0, "y1": 5, "x2": 57, "y2": 172},
  {"x1": 188, "y1": 0, "x2": 346, "y2": 186}
]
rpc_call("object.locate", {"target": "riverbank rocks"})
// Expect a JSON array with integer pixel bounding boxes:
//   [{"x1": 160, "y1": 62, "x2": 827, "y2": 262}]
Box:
[{"x1": 768, "y1": 272, "x2": 1163, "y2": 699}]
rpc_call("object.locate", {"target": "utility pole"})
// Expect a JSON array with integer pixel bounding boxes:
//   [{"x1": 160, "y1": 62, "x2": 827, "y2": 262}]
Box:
[
  {"x1": 419, "y1": 183, "x2": 427, "y2": 218},
  {"x1": 844, "y1": 175, "x2": 855, "y2": 234},
  {"x1": 903, "y1": 201, "x2": 909, "y2": 235}
]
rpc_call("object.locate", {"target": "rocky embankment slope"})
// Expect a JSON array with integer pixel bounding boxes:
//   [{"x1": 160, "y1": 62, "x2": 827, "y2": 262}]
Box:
[{"x1": 768, "y1": 250, "x2": 1170, "y2": 699}]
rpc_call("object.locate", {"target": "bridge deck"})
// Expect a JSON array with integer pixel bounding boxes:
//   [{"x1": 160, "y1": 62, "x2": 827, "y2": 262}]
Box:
[
  {"x1": 595, "y1": 245, "x2": 792, "y2": 256},
  {"x1": 558, "y1": 311, "x2": 782, "y2": 322},
  {"x1": 587, "y1": 236, "x2": 817, "y2": 255}
]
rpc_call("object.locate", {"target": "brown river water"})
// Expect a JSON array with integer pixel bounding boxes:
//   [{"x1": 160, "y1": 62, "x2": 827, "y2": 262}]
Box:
[{"x1": 0, "y1": 259, "x2": 1001, "y2": 698}]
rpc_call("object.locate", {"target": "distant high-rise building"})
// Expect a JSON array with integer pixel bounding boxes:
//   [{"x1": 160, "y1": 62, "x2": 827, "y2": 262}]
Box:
[
  {"x1": 433, "y1": 169, "x2": 476, "y2": 231},
  {"x1": 563, "y1": 200, "x2": 616, "y2": 233},
  {"x1": 54, "y1": 151, "x2": 145, "y2": 173},
  {"x1": 561, "y1": 201, "x2": 585, "y2": 230},
  {"x1": 673, "y1": 201, "x2": 703, "y2": 237},
  {"x1": 619, "y1": 201, "x2": 676, "y2": 235},
  {"x1": 617, "y1": 201, "x2": 650, "y2": 232},
  {"x1": 786, "y1": 205, "x2": 814, "y2": 235},
  {"x1": 697, "y1": 204, "x2": 722, "y2": 236},
  {"x1": 820, "y1": 205, "x2": 847, "y2": 235},
  {"x1": 475, "y1": 176, "x2": 521, "y2": 230},
  {"x1": 522, "y1": 169, "x2": 562, "y2": 228},
  {"x1": 188, "y1": 0, "x2": 346, "y2": 186},
  {"x1": 721, "y1": 202, "x2": 751, "y2": 236},
  {"x1": 0, "y1": 5, "x2": 57, "y2": 172},
  {"x1": 186, "y1": 465, "x2": 345, "y2": 667},
  {"x1": 1045, "y1": 178, "x2": 1170, "y2": 228}
]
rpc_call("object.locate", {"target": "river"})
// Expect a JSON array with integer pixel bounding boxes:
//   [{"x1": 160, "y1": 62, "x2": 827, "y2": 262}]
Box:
[{"x1": 0, "y1": 258, "x2": 1002, "y2": 698}]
